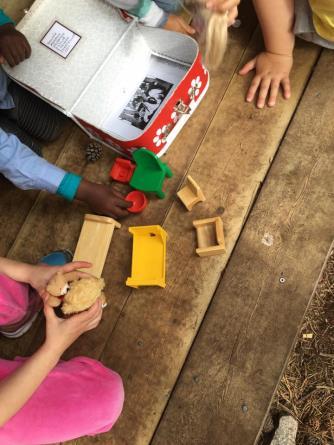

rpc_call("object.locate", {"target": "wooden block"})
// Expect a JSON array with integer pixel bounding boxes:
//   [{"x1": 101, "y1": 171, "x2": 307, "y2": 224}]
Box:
[
  {"x1": 73, "y1": 214, "x2": 121, "y2": 278},
  {"x1": 193, "y1": 216, "x2": 225, "y2": 257},
  {"x1": 177, "y1": 175, "x2": 206, "y2": 211}
]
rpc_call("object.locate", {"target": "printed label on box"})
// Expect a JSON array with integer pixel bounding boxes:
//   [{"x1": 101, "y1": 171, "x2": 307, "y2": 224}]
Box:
[{"x1": 41, "y1": 21, "x2": 81, "y2": 58}]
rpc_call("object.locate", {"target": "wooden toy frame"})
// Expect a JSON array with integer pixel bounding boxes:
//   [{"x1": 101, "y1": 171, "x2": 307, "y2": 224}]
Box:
[
  {"x1": 193, "y1": 216, "x2": 225, "y2": 257},
  {"x1": 177, "y1": 175, "x2": 206, "y2": 211},
  {"x1": 73, "y1": 214, "x2": 121, "y2": 277}
]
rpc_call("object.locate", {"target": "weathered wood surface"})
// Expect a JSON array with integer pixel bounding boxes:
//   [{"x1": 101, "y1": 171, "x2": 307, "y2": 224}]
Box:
[
  {"x1": 0, "y1": 2, "x2": 329, "y2": 445},
  {"x1": 72, "y1": 42, "x2": 319, "y2": 445},
  {"x1": 151, "y1": 49, "x2": 334, "y2": 445},
  {"x1": 0, "y1": 1, "x2": 258, "y2": 361}
]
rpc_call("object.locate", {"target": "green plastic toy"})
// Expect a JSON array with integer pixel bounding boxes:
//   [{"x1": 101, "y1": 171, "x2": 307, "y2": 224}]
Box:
[{"x1": 130, "y1": 148, "x2": 173, "y2": 199}]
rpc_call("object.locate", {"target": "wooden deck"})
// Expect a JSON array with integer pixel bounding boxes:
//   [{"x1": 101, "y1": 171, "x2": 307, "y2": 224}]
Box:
[{"x1": 1, "y1": 1, "x2": 333, "y2": 444}]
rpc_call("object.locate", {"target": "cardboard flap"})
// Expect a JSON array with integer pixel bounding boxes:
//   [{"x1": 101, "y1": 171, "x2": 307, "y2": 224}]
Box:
[{"x1": 5, "y1": 0, "x2": 131, "y2": 110}]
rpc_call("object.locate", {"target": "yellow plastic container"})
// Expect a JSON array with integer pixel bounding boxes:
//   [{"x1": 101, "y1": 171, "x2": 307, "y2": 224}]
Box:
[{"x1": 126, "y1": 225, "x2": 167, "y2": 288}]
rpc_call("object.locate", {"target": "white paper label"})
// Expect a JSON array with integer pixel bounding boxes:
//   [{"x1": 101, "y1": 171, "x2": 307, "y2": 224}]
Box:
[{"x1": 41, "y1": 21, "x2": 81, "y2": 59}]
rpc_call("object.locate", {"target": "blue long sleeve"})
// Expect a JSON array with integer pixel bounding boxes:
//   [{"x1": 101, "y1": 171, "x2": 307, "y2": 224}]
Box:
[{"x1": 0, "y1": 128, "x2": 66, "y2": 192}]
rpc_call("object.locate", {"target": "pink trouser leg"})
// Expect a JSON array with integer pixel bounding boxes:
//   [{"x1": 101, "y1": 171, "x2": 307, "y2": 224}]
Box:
[
  {"x1": 0, "y1": 356, "x2": 124, "y2": 445},
  {"x1": 0, "y1": 274, "x2": 41, "y2": 332}
]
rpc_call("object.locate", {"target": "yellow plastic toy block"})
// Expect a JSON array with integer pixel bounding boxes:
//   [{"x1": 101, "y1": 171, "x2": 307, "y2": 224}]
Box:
[{"x1": 126, "y1": 225, "x2": 167, "y2": 288}]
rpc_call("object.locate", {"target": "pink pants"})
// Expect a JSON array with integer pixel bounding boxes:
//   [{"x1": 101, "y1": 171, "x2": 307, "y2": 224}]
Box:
[{"x1": 0, "y1": 275, "x2": 124, "y2": 445}]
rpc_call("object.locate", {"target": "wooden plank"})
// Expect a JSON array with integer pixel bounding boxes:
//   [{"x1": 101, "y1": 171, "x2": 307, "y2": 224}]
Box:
[
  {"x1": 0, "y1": 0, "x2": 259, "y2": 363},
  {"x1": 73, "y1": 40, "x2": 321, "y2": 444},
  {"x1": 151, "y1": 49, "x2": 334, "y2": 445}
]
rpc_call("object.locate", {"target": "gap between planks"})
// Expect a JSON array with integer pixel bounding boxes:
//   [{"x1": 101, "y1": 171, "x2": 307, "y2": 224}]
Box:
[
  {"x1": 151, "y1": 48, "x2": 334, "y2": 445},
  {"x1": 0, "y1": 2, "x2": 258, "y2": 362},
  {"x1": 71, "y1": 36, "x2": 321, "y2": 445}
]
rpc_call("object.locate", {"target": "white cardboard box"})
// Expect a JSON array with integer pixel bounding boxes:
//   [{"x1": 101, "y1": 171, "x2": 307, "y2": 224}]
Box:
[{"x1": 5, "y1": 0, "x2": 209, "y2": 157}]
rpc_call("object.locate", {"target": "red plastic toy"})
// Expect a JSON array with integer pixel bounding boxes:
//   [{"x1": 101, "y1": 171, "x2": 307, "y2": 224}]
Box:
[
  {"x1": 110, "y1": 158, "x2": 136, "y2": 183},
  {"x1": 125, "y1": 191, "x2": 148, "y2": 213}
]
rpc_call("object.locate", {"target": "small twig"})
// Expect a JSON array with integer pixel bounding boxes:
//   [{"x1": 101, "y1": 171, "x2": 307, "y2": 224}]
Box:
[
  {"x1": 316, "y1": 385, "x2": 334, "y2": 391},
  {"x1": 319, "y1": 352, "x2": 334, "y2": 359}
]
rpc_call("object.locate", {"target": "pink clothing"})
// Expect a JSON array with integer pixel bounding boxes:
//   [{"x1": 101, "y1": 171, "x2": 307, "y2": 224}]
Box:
[
  {"x1": 0, "y1": 275, "x2": 124, "y2": 444},
  {"x1": 0, "y1": 274, "x2": 31, "y2": 325},
  {"x1": 0, "y1": 356, "x2": 124, "y2": 445}
]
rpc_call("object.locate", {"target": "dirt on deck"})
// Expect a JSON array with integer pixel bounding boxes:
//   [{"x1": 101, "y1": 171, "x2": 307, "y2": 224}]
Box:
[{"x1": 259, "y1": 249, "x2": 334, "y2": 445}]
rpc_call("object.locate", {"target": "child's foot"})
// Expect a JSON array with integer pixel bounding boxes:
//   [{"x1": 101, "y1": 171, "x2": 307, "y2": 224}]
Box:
[{"x1": 40, "y1": 249, "x2": 73, "y2": 266}]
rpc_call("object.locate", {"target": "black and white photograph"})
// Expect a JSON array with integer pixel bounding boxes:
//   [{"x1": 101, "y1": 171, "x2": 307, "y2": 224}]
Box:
[{"x1": 118, "y1": 77, "x2": 173, "y2": 130}]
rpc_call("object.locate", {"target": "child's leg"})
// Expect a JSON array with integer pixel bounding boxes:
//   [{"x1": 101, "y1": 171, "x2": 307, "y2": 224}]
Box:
[
  {"x1": 0, "y1": 356, "x2": 124, "y2": 444},
  {"x1": 294, "y1": 0, "x2": 334, "y2": 49},
  {"x1": 0, "y1": 251, "x2": 72, "y2": 337},
  {"x1": 0, "y1": 68, "x2": 15, "y2": 110},
  {"x1": 0, "y1": 274, "x2": 41, "y2": 337}
]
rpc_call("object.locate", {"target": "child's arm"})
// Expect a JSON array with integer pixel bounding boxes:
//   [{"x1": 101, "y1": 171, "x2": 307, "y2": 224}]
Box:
[
  {"x1": 239, "y1": 0, "x2": 295, "y2": 108},
  {"x1": 0, "y1": 299, "x2": 102, "y2": 427},
  {"x1": 104, "y1": 0, "x2": 195, "y2": 34},
  {"x1": 0, "y1": 258, "x2": 91, "y2": 299},
  {"x1": 0, "y1": 129, "x2": 130, "y2": 218}
]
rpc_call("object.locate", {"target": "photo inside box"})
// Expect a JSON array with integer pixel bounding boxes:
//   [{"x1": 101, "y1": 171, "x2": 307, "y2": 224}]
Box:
[
  {"x1": 103, "y1": 54, "x2": 188, "y2": 137},
  {"x1": 72, "y1": 25, "x2": 198, "y2": 141},
  {"x1": 119, "y1": 75, "x2": 173, "y2": 131}
]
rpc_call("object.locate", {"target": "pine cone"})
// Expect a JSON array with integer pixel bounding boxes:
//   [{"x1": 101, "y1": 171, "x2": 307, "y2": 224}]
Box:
[{"x1": 86, "y1": 142, "x2": 103, "y2": 162}]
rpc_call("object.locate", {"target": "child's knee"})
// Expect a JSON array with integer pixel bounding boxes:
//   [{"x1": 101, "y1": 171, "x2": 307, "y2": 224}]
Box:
[{"x1": 100, "y1": 370, "x2": 125, "y2": 427}]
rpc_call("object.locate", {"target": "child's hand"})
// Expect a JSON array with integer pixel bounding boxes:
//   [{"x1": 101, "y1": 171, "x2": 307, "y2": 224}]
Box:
[
  {"x1": 43, "y1": 298, "x2": 103, "y2": 357},
  {"x1": 28, "y1": 261, "x2": 92, "y2": 300},
  {"x1": 239, "y1": 51, "x2": 293, "y2": 108},
  {"x1": 164, "y1": 15, "x2": 196, "y2": 35},
  {"x1": 0, "y1": 24, "x2": 31, "y2": 67},
  {"x1": 205, "y1": 0, "x2": 239, "y2": 26},
  {"x1": 76, "y1": 179, "x2": 131, "y2": 219}
]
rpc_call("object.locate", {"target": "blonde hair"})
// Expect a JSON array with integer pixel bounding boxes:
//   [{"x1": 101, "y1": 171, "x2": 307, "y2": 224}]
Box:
[
  {"x1": 184, "y1": 1, "x2": 228, "y2": 71},
  {"x1": 204, "y1": 11, "x2": 228, "y2": 70}
]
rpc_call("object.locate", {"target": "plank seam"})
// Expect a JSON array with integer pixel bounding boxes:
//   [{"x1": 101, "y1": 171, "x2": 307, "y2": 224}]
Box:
[
  {"x1": 97, "y1": 29, "x2": 260, "y2": 364},
  {"x1": 254, "y1": 241, "x2": 334, "y2": 445},
  {"x1": 149, "y1": 47, "x2": 323, "y2": 445}
]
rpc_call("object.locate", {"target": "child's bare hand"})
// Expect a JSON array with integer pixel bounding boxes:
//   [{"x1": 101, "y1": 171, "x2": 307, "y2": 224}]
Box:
[
  {"x1": 76, "y1": 179, "x2": 131, "y2": 218},
  {"x1": 0, "y1": 24, "x2": 31, "y2": 67},
  {"x1": 205, "y1": 0, "x2": 239, "y2": 26},
  {"x1": 239, "y1": 52, "x2": 293, "y2": 108},
  {"x1": 164, "y1": 15, "x2": 196, "y2": 35},
  {"x1": 44, "y1": 298, "x2": 103, "y2": 357},
  {"x1": 29, "y1": 261, "x2": 92, "y2": 300}
]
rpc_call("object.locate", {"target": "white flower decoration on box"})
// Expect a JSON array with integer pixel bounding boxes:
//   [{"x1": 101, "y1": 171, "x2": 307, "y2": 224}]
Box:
[
  {"x1": 188, "y1": 76, "x2": 202, "y2": 100},
  {"x1": 171, "y1": 111, "x2": 179, "y2": 124},
  {"x1": 153, "y1": 125, "x2": 168, "y2": 147}
]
